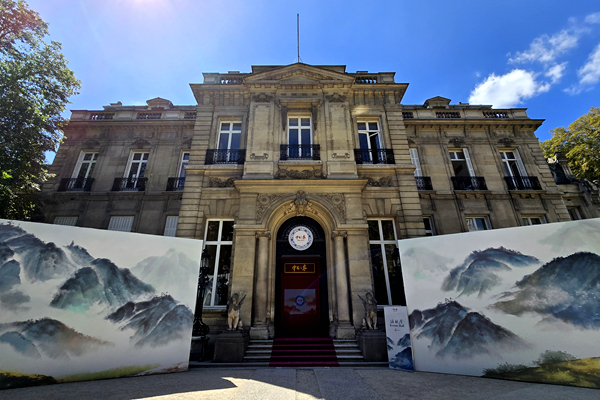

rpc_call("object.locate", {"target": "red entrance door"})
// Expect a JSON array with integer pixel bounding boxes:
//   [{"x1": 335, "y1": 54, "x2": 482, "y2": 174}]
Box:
[{"x1": 279, "y1": 258, "x2": 322, "y2": 337}]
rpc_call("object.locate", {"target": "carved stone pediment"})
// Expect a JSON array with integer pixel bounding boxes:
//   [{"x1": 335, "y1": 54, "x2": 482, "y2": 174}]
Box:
[
  {"x1": 82, "y1": 139, "x2": 100, "y2": 148},
  {"x1": 131, "y1": 138, "x2": 151, "y2": 148},
  {"x1": 363, "y1": 177, "x2": 393, "y2": 187},
  {"x1": 245, "y1": 64, "x2": 354, "y2": 85},
  {"x1": 325, "y1": 93, "x2": 347, "y2": 103},
  {"x1": 284, "y1": 190, "x2": 318, "y2": 217},
  {"x1": 275, "y1": 169, "x2": 326, "y2": 180},
  {"x1": 497, "y1": 137, "x2": 515, "y2": 146},
  {"x1": 209, "y1": 177, "x2": 236, "y2": 187},
  {"x1": 252, "y1": 93, "x2": 274, "y2": 103},
  {"x1": 448, "y1": 137, "x2": 464, "y2": 147}
]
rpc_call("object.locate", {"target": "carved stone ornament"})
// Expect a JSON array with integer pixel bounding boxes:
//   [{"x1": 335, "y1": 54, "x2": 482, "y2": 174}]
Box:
[
  {"x1": 325, "y1": 93, "x2": 347, "y2": 103},
  {"x1": 284, "y1": 191, "x2": 318, "y2": 217},
  {"x1": 497, "y1": 137, "x2": 515, "y2": 146},
  {"x1": 256, "y1": 194, "x2": 285, "y2": 221},
  {"x1": 252, "y1": 93, "x2": 274, "y2": 103},
  {"x1": 82, "y1": 138, "x2": 100, "y2": 148},
  {"x1": 250, "y1": 153, "x2": 269, "y2": 160},
  {"x1": 275, "y1": 169, "x2": 326, "y2": 180},
  {"x1": 131, "y1": 138, "x2": 151, "y2": 148},
  {"x1": 209, "y1": 177, "x2": 236, "y2": 187},
  {"x1": 448, "y1": 137, "x2": 464, "y2": 146},
  {"x1": 314, "y1": 193, "x2": 346, "y2": 220},
  {"x1": 331, "y1": 230, "x2": 348, "y2": 239},
  {"x1": 363, "y1": 176, "x2": 393, "y2": 187}
]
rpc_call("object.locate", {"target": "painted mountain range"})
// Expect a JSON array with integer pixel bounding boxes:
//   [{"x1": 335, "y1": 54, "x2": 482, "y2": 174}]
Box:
[
  {"x1": 493, "y1": 251, "x2": 600, "y2": 329},
  {"x1": 131, "y1": 248, "x2": 198, "y2": 295},
  {"x1": 410, "y1": 300, "x2": 527, "y2": 359},
  {"x1": 442, "y1": 247, "x2": 539, "y2": 298}
]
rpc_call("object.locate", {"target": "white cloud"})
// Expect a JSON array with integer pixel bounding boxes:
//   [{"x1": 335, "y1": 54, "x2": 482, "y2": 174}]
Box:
[
  {"x1": 585, "y1": 12, "x2": 600, "y2": 24},
  {"x1": 545, "y1": 62, "x2": 567, "y2": 83},
  {"x1": 578, "y1": 43, "x2": 600, "y2": 85},
  {"x1": 468, "y1": 69, "x2": 550, "y2": 108},
  {"x1": 509, "y1": 29, "x2": 580, "y2": 64}
]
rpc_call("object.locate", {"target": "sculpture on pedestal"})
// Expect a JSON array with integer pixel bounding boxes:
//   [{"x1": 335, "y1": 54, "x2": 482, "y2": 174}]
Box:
[
  {"x1": 358, "y1": 292, "x2": 378, "y2": 330},
  {"x1": 227, "y1": 293, "x2": 246, "y2": 330}
]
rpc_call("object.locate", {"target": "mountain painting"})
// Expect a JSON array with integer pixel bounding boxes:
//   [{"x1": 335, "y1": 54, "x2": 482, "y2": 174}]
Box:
[
  {"x1": 0, "y1": 219, "x2": 202, "y2": 390},
  {"x1": 398, "y1": 218, "x2": 600, "y2": 388}
]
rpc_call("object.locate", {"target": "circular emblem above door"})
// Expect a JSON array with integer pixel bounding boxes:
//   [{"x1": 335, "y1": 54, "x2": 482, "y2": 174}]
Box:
[{"x1": 288, "y1": 226, "x2": 313, "y2": 251}]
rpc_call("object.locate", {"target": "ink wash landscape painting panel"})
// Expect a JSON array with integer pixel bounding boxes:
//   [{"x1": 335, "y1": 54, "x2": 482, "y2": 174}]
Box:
[
  {"x1": 399, "y1": 218, "x2": 600, "y2": 389},
  {"x1": 0, "y1": 219, "x2": 202, "y2": 390}
]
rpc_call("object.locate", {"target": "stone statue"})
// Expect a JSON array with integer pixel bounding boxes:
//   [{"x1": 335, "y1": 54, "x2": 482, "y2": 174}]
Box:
[
  {"x1": 227, "y1": 293, "x2": 246, "y2": 330},
  {"x1": 358, "y1": 292, "x2": 378, "y2": 330}
]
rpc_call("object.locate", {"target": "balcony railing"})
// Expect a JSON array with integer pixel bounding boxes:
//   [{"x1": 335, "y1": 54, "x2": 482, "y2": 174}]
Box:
[
  {"x1": 451, "y1": 176, "x2": 488, "y2": 190},
  {"x1": 112, "y1": 178, "x2": 148, "y2": 192},
  {"x1": 166, "y1": 177, "x2": 186, "y2": 191},
  {"x1": 58, "y1": 178, "x2": 94, "y2": 192},
  {"x1": 354, "y1": 149, "x2": 395, "y2": 165},
  {"x1": 504, "y1": 176, "x2": 542, "y2": 191},
  {"x1": 205, "y1": 149, "x2": 246, "y2": 165},
  {"x1": 415, "y1": 176, "x2": 433, "y2": 190},
  {"x1": 280, "y1": 144, "x2": 321, "y2": 161}
]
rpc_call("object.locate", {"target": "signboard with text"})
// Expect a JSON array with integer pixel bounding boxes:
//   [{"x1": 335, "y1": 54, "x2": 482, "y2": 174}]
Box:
[{"x1": 383, "y1": 306, "x2": 414, "y2": 371}]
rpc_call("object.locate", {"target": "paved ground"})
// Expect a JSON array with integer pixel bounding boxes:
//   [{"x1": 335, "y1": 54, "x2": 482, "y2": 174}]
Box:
[{"x1": 1, "y1": 368, "x2": 599, "y2": 400}]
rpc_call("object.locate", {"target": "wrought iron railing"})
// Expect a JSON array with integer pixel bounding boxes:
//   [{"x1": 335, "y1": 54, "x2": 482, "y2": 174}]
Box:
[
  {"x1": 415, "y1": 176, "x2": 433, "y2": 190},
  {"x1": 166, "y1": 177, "x2": 185, "y2": 191},
  {"x1": 58, "y1": 178, "x2": 95, "y2": 192},
  {"x1": 451, "y1": 176, "x2": 488, "y2": 190},
  {"x1": 280, "y1": 144, "x2": 321, "y2": 161},
  {"x1": 112, "y1": 178, "x2": 148, "y2": 191},
  {"x1": 504, "y1": 176, "x2": 542, "y2": 191},
  {"x1": 354, "y1": 149, "x2": 395, "y2": 164},
  {"x1": 205, "y1": 149, "x2": 246, "y2": 165}
]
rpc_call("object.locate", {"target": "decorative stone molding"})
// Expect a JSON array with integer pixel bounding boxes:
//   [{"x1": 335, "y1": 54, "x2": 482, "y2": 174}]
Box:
[
  {"x1": 131, "y1": 138, "x2": 151, "y2": 148},
  {"x1": 314, "y1": 193, "x2": 346, "y2": 220},
  {"x1": 82, "y1": 139, "x2": 100, "y2": 148},
  {"x1": 209, "y1": 177, "x2": 236, "y2": 187},
  {"x1": 250, "y1": 153, "x2": 269, "y2": 160},
  {"x1": 275, "y1": 169, "x2": 326, "y2": 180},
  {"x1": 283, "y1": 191, "x2": 318, "y2": 217},
  {"x1": 448, "y1": 137, "x2": 464, "y2": 147},
  {"x1": 256, "y1": 194, "x2": 285, "y2": 221},
  {"x1": 332, "y1": 152, "x2": 350, "y2": 159},
  {"x1": 325, "y1": 93, "x2": 347, "y2": 103},
  {"x1": 497, "y1": 137, "x2": 515, "y2": 146},
  {"x1": 363, "y1": 176, "x2": 393, "y2": 187},
  {"x1": 255, "y1": 230, "x2": 271, "y2": 239},
  {"x1": 280, "y1": 104, "x2": 288, "y2": 131},
  {"x1": 183, "y1": 138, "x2": 192, "y2": 149},
  {"x1": 252, "y1": 93, "x2": 273, "y2": 103},
  {"x1": 331, "y1": 230, "x2": 348, "y2": 239},
  {"x1": 312, "y1": 104, "x2": 319, "y2": 131}
]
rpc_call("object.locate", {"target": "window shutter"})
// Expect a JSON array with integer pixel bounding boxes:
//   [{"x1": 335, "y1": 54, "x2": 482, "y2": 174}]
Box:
[
  {"x1": 410, "y1": 148, "x2": 422, "y2": 177},
  {"x1": 108, "y1": 216, "x2": 134, "y2": 232},
  {"x1": 164, "y1": 216, "x2": 178, "y2": 237},
  {"x1": 462, "y1": 148, "x2": 476, "y2": 177},
  {"x1": 54, "y1": 217, "x2": 78, "y2": 226},
  {"x1": 514, "y1": 149, "x2": 528, "y2": 177}
]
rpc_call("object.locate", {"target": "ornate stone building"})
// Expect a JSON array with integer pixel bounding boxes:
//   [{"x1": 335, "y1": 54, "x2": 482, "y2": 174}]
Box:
[{"x1": 42, "y1": 63, "x2": 599, "y2": 344}]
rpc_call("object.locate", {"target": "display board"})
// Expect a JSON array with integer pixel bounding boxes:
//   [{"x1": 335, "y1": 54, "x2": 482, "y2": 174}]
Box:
[
  {"x1": 398, "y1": 218, "x2": 600, "y2": 389},
  {"x1": 0, "y1": 220, "x2": 202, "y2": 390},
  {"x1": 383, "y1": 306, "x2": 414, "y2": 371}
]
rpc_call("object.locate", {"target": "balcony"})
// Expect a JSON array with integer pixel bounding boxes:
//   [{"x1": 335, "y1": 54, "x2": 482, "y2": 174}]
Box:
[
  {"x1": 205, "y1": 149, "x2": 246, "y2": 165},
  {"x1": 451, "y1": 176, "x2": 487, "y2": 190},
  {"x1": 415, "y1": 176, "x2": 433, "y2": 190},
  {"x1": 112, "y1": 178, "x2": 148, "y2": 192},
  {"x1": 58, "y1": 178, "x2": 95, "y2": 192},
  {"x1": 504, "y1": 176, "x2": 542, "y2": 191},
  {"x1": 354, "y1": 149, "x2": 395, "y2": 165},
  {"x1": 166, "y1": 177, "x2": 185, "y2": 191},
  {"x1": 280, "y1": 144, "x2": 321, "y2": 161}
]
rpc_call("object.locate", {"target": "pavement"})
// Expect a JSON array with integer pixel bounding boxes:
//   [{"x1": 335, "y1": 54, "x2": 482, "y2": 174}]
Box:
[{"x1": 1, "y1": 367, "x2": 599, "y2": 400}]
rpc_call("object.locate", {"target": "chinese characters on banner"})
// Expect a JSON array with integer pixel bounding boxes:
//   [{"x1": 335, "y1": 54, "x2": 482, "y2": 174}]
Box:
[{"x1": 383, "y1": 306, "x2": 414, "y2": 371}]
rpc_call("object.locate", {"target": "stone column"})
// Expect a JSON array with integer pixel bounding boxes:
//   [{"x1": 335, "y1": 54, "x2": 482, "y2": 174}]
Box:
[
  {"x1": 250, "y1": 230, "x2": 270, "y2": 339},
  {"x1": 332, "y1": 230, "x2": 355, "y2": 338}
]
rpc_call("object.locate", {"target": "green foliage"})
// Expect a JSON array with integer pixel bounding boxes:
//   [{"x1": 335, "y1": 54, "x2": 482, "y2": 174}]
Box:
[
  {"x1": 483, "y1": 362, "x2": 528, "y2": 376},
  {"x1": 541, "y1": 107, "x2": 600, "y2": 182},
  {"x1": 534, "y1": 350, "x2": 577, "y2": 367},
  {"x1": 0, "y1": 0, "x2": 80, "y2": 220},
  {"x1": 58, "y1": 364, "x2": 161, "y2": 382}
]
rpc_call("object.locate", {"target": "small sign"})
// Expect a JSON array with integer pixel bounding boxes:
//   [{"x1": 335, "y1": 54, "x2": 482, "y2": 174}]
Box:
[
  {"x1": 384, "y1": 306, "x2": 414, "y2": 371},
  {"x1": 284, "y1": 262, "x2": 316, "y2": 274},
  {"x1": 288, "y1": 226, "x2": 313, "y2": 251}
]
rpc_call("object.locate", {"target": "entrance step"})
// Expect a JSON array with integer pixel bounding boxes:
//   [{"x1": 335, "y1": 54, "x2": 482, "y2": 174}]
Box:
[{"x1": 269, "y1": 337, "x2": 338, "y2": 367}]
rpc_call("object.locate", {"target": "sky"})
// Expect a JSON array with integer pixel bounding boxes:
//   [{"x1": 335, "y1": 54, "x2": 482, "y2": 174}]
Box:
[{"x1": 25, "y1": 0, "x2": 599, "y2": 164}]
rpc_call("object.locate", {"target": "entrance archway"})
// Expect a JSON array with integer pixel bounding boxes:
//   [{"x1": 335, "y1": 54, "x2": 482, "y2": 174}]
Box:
[{"x1": 275, "y1": 216, "x2": 329, "y2": 338}]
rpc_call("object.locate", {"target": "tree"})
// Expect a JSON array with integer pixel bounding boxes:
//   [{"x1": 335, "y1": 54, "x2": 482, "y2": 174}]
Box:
[
  {"x1": 0, "y1": 0, "x2": 80, "y2": 220},
  {"x1": 541, "y1": 107, "x2": 600, "y2": 183}
]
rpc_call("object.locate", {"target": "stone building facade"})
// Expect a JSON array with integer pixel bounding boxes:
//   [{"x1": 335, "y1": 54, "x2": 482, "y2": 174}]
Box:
[{"x1": 42, "y1": 63, "x2": 599, "y2": 342}]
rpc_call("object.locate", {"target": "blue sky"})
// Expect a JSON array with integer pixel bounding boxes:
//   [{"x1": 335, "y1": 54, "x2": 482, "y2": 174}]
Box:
[{"x1": 26, "y1": 1, "x2": 599, "y2": 163}]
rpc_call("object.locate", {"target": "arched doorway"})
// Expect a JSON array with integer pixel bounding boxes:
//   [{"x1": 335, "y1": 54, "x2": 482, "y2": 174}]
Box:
[{"x1": 275, "y1": 216, "x2": 329, "y2": 338}]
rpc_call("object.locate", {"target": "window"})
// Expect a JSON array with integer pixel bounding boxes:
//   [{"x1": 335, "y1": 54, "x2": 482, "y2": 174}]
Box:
[
  {"x1": 466, "y1": 217, "x2": 490, "y2": 232},
  {"x1": 164, "y1": 216, "x2": 178, "y2": 237},
  {"x1": 108, "y1": 216, "x2": 134, "y2": 232},
  {"x1": 500, "y1": 150, "x2": 526, "y2": 178},
  {"x1": 522, "y1": 216, "x2": 546, "y2": 226},
  {"x1": 54, "y1": 217, "x2": 77, "y2": 226},
  {"x1": 218, "y1": 122, "x2": 241, "y2": 150},
  {"x1": 368, "y1": 219, "x2": 404, "y2": 306},
  {"x1": 357, "y1": 121, "x2": 382, "y2": 163},
  {"x1": 409, "y1": 148, "x2": 422, "y2": 177},
  {"x1": 423, "y1": 217, "x2": 435, "y2": 236},
  {"x1": 178, "y1": 152, "x2": 189, "y2": 178},
  {"x1": 287, "y1": 116, "x2": 312, "y2": 158},
  {"x1": 449, "y1": 150, "x2": 474, "y2": 177},
  {"x1": 568, "y1": 207, "x2": 582, "y2": 220},
  {"x1": 72, "y1": 152, "x2": 98, "y2": 179},
  {"x1": 202, "y1": 220, "x2": 234, "y2": 307},
  {"x1": 125, "y1": 152, "x2": 149, "y2": 180}
]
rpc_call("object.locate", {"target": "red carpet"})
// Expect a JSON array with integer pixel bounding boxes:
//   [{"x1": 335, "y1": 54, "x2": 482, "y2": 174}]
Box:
[{"x1": 269, "y1": 337, "x2": 339, "y2": 367}]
